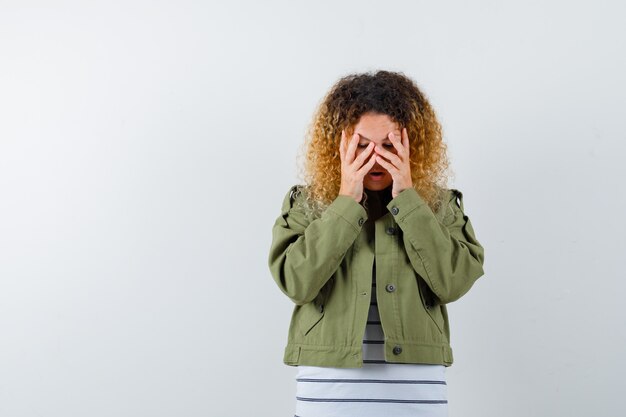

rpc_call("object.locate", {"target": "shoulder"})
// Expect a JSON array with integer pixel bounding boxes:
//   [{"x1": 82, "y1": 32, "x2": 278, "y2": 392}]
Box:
[
  {"x1": 280, "y1": 184, "x2": 309, "y2": 213},
  {"x1": 433, "y1": 186, "x2": 462, "y2": 206},
  {"x1": 435, "y1": 187, "x2": 465, "y2": 224},
  {"x1": 277, "y1": 185, "x2": 320, "y2": 226},
  {"x1": 448, "y1": 188, "x2": 464, "y2": 210}
]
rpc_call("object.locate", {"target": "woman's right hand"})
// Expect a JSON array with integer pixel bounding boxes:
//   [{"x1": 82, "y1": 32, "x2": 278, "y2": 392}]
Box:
[{"x1": 338, "y1": 129, "x2": 377, "y2": 203}]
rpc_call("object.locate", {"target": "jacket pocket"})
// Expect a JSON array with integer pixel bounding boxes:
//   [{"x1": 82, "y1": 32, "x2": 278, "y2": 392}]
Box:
[
  {"x1": 416, "y1": 275, "x2": 445, "y2": 334},
  {"x1": 295, "y1": 276, "x2": 334, "y2": 338},
  {"x1": 298, "y1": 301, "x2": 325, "y2": 337}
]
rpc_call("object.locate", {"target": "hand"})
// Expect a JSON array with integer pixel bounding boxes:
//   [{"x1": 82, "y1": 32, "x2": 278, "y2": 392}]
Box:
[
  {"x1": 374, "y1": 127, "x2": 413, "y2": 198},
  {"x1": 338, "y1": 129, "x2": 377, "y2": 203}
]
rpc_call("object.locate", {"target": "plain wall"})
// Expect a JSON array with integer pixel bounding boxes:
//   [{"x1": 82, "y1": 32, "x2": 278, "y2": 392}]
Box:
[{"x1": 1, "y1": 1, "x2": 625, "y2": 416}]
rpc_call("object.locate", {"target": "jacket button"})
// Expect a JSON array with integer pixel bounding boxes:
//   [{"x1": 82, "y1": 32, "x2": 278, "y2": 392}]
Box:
[
  {"x1": 318, "y1": 304, "x2": 324, "y2": 313},
  {"x1": 391, "y1": 207, "x2": 399, "y2": 215},
  {"x1": 385, "y1": 284, "x2": 395, "y2": 292},
  {"x1": 392, "y1": 345, "x2": 402, "y2": 355},
  {"x1": 358, "y1": 218, "x2": 365, "y2": 226},
  {"x1": 386, "y1": 227, "x2": 396, "y2": 235}
]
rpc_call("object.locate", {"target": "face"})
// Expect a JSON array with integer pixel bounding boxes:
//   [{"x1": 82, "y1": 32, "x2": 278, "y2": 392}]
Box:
[{"x1": 351, "y1": 112, "x2": 401, "y2": 191}]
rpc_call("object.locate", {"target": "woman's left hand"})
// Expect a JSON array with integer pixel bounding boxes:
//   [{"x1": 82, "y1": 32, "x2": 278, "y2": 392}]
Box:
[{"x1": 374, "y1": 127, "x2": 413, "y2": 199}]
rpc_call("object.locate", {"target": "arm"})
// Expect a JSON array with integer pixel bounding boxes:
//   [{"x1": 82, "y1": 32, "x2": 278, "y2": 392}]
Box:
[
  {"x1": 387, "y1": 187, "x2": 485, "y2": 304},
  {"x1": 268, "y1": 185, "x2": 367, "y2": 305}
]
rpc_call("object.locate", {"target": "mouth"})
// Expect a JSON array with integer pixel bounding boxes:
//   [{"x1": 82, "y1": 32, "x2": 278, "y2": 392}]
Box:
[{"x1": 368, "y1": 171, "x2": 386, "y2": 181}]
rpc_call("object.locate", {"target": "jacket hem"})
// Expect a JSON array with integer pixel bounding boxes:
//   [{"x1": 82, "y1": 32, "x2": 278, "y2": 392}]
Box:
[{"x1": 283, "y1": 341, "x2": 454, "y2": 368}]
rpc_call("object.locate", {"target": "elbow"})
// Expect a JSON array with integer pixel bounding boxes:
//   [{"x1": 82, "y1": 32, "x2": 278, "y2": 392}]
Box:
[
  {"x1": 446, "y1": 265, "x2": 485, "y2": 303},
  {"x1": 436, "y1": 254, "x2": 485, "y2": 304},
  {"x1": 276, "y1": 277, "x2": 317, "y2": 306},
  {"x1": 288, "y1": 293, "x2": 316, "y2": 306},
  {"x1": 449, "y1": 243, "x2": 485, "y2": 302},
  {"x1": 268, "y1": 257, "x2": 317, "y2": 306}
]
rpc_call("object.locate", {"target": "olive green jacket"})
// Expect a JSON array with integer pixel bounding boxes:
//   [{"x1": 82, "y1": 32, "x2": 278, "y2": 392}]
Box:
[{"x1": 267, "y1": 184, "x2": 485, "y2": 368}]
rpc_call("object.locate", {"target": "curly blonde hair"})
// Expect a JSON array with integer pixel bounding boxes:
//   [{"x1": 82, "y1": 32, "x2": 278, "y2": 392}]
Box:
[{"x1": 295, "y1": 70, "x2": 454, "y2": 218}]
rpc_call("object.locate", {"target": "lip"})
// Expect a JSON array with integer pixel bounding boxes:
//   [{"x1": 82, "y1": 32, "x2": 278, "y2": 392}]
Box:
[{"x1": 368, "y1": 171, "x2": 387, "y2": 182}]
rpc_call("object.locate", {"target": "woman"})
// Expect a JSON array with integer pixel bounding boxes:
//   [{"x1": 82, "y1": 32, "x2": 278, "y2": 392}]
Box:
[{"x1": 268, "y1": 70, "x2": 485, "y2": 417}]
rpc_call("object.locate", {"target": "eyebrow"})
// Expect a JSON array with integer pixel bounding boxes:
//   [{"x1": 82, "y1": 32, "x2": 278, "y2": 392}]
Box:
[{"x1": 358, "y1": 133, "x2": 399, "y2": 142}]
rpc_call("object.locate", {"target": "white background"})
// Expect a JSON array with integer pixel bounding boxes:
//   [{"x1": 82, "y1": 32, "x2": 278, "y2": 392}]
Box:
[{"x1": 1, "y1": 1, "x2": 625, "y2": 416}]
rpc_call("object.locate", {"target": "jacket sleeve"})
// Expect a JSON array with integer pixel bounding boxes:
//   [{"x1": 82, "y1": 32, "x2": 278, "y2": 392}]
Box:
[
  {"x1": 268, "y1": 185, "x2": 368, "y2": 305},
  {"x1": 387, "y1": 187, "x2": 485, "y2": 304}
]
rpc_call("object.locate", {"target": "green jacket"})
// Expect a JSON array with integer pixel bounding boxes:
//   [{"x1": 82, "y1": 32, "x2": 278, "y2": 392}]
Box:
[{"x1": 267, "y1": 184, "x2": 485, "y2": 368}]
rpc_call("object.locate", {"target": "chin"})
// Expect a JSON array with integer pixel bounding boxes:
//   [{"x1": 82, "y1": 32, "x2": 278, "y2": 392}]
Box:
[{"x1": 364, "y1": 181, "x2": 393, "y2": 191}]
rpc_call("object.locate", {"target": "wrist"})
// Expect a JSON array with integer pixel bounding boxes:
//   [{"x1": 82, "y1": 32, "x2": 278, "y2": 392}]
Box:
[{"x1": 338, "y1": 189, "x2": 361, "y2": 203}]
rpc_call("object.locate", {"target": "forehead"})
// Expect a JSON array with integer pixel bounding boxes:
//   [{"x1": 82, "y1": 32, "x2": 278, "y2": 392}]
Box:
[{"x1": 353, "y1": 113, "x2": 400, "y2": 141}]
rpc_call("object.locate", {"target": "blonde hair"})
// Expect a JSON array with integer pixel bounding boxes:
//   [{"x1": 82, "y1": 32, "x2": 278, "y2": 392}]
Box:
[{"x1": 295, "y1": 70, "x2": 454, "y2": 218}]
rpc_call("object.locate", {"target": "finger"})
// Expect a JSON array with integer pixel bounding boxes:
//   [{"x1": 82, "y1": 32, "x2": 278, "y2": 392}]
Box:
[
  {"x1": 357, "y1": 151, "x2": 378, "y2": 176},
  {"x1": 352, "y1": 142, "x2": 375, "y2": 168},
  {"x1": 339, "y1": 130, "x2": 345, "y2": 161},
  {"x1": 389, "y1": 132, "x2": 407, "y2": 159},
  {"x1": 346, "y1": 132, "x2": 359, "y2": 164},
  {"x1": 401, "y1": 128, "x2": 410, "y2": 157},
  {"x1": 375, "y1": 143, "x2": 403, "y2": 168},
  {"x1": 375, "y1": 154, "x2": 397, "y2": 174}
]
